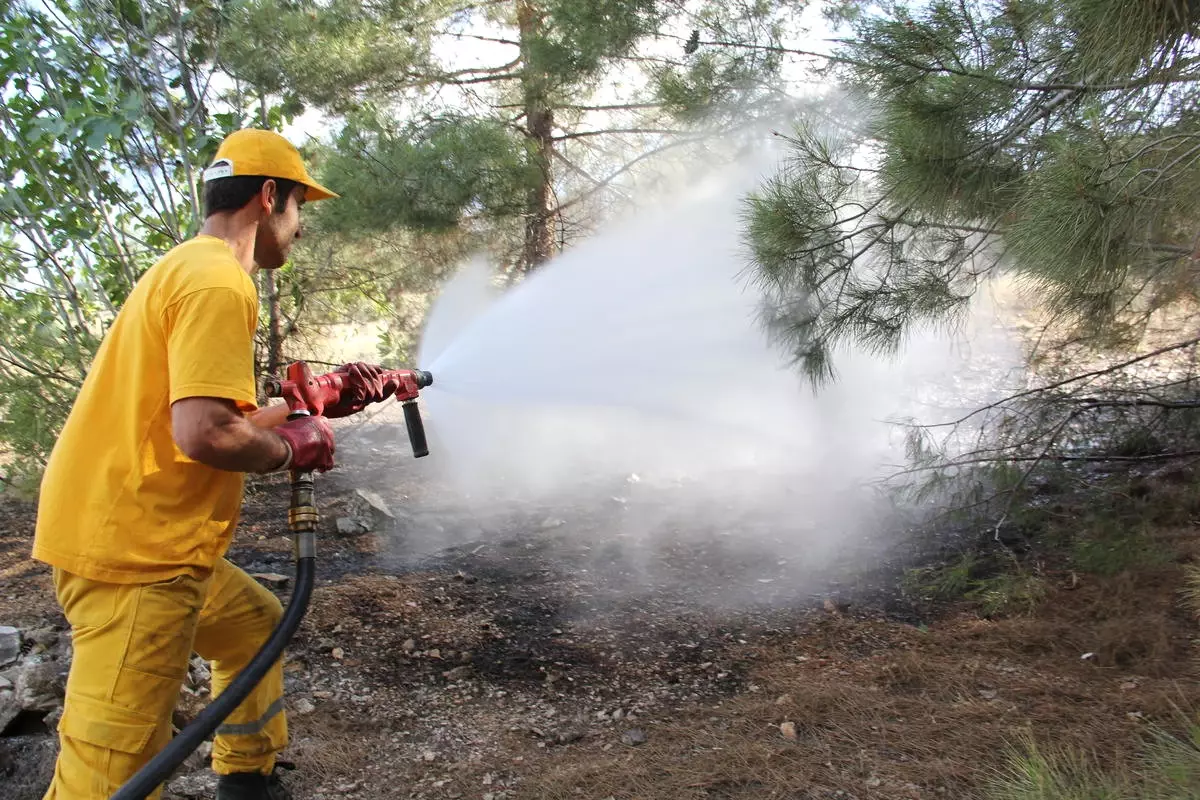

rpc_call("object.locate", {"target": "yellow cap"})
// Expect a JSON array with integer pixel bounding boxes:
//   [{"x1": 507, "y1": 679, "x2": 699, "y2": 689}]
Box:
[{"x1": 203, "y1": 129, "x2": 338, "y2": 202}]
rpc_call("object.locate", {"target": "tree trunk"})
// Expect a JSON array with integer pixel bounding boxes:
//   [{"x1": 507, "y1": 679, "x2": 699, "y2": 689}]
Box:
[
  {"x1": 259, "y1": 96, "x2": 285, "y2": 375},
  {"x1": 517, "y1": 0, "x2": 557, "y2": 272}
]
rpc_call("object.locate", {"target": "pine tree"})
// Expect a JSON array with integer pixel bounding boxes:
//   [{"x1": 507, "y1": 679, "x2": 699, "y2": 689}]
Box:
[
  {"x1": 220, "y1": 0, "x2": 801, "y2": 274},
  {"x1": 746, "y1": 0, "x2": 1200, "y2": 382}
]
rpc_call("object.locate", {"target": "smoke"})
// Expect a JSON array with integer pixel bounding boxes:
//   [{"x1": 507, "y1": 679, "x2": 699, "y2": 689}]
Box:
[{"x1": 402, "y1": 145, "x2": 1024, "y2": 607}]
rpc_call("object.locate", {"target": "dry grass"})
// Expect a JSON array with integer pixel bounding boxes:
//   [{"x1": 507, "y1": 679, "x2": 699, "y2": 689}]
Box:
[
  {"x1": 285, "y1": 730, "x2": 373, "y2": 787},
  {"x1": 509, "y1": 568, "x2": 1200, "y2": 800}
]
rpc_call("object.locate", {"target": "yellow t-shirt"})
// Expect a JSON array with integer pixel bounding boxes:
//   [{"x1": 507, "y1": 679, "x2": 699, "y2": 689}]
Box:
[{"x1": 33, "y1": 235, "x2": 260, "y2": 584}]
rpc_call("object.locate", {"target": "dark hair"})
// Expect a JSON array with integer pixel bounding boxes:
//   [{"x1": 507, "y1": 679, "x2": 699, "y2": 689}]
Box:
[{"x1": 203, "y1": 176, "x2": 301, "y2": 218}]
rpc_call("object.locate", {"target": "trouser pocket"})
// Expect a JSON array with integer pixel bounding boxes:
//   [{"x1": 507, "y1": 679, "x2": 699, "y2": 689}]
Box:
[
  {"x1": 58, "y1": 695, "x2": 158, "y2": 754},
  {"x1": 48, "y1": 694, "x2": 168, "y2": 799}
]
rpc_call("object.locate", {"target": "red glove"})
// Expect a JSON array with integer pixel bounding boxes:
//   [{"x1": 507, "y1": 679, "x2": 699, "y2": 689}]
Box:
[
  {"x1": 275, "y1": 415, "x2": 336, "y2": 472},
  {"x1": 324, "y1": 362, "x2": 393, "y2": 419}
]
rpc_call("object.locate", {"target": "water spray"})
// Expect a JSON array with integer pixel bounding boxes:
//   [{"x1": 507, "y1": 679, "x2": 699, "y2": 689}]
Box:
[{"x1": 111, "y1": 361, "x2": 433, "y2": 800}]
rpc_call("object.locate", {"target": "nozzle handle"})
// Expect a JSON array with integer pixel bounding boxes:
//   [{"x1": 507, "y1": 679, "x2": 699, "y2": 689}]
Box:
[{"x1": 403, "y1": 399, "x2": 429, "y2": 458}]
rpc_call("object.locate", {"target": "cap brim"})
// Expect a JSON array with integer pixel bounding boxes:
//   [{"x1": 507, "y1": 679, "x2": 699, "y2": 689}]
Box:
[{"x1": 303, "y1": 181, "x2": 339, "y2": 201}]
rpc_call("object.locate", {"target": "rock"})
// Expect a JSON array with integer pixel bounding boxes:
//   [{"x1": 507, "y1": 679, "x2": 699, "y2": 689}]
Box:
[
  {"x1": 0, "y1": 627, "x2": 20, "y2": 668},
  {"x1": 188, "y1": 656, "x2": 211, "y2": 685},
  {"x1": 0, "y1": 674, "x2": 12, "y2": 691},
  {"x1": 252, "y1": 573, "x2": 290, "y2": 589},
  {"x1": 294, "y1": 698, "x2": 316, "y2": 715},
  {"x1": 978, "y1": 689, "x2": 998, "y2": 700},
  {"x1": 166, "y1": 769, "x2": 218, "y2": 798},
  {"x1": 27, "y1": 628, "x2": 59, "y2": 648},
  {"x1": 17, "y1": 662, "x2": 65, "y2": 712},
  {"x1": 402, "y1": 639, "x2": 416, "y2": 653},
  {"x1": 43, "y1": 706, "x2": 63, "y2": 730},
  {"x1": 775, "y1": 694, "x2": 793, "y2": 706},
  {"x1": 822, "y1": 598, "x2": 846, "y2": 615},
  {"x1": 443, "y1": 666, "x2": 473, "y2": 681},
  {"x1": 554, "y1": 728, "x2": 585, "y2": 745},
  {"x1": 780, "y1": 721, "x2": 798, "y2": 740},
  {"x1": 354, "y1": 489, "x2": 395, "y2": 519},
  {"x1": 621, "y1": 728, "x2": 647, "y2": 747},
  {"x1": 25, "y1": 628, "x2": 62, "y2": 657},
  {"x1": 181, "y1": 740, "x2": 213, "y2": 773},
  {"x1": 335, "y1": 517, "x2": 371, "y2": 536},
  {"x1": 331, "y1": 648, "x2": 345, "y2": 660},
  {"x1": 0, "y1": 688, "x2": 19, "y2": 733}
]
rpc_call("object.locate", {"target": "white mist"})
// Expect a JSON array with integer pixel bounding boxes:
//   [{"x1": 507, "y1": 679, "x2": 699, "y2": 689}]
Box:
[{"x1": 407, "y1": 154, "x2": 1022, "y2": 604}]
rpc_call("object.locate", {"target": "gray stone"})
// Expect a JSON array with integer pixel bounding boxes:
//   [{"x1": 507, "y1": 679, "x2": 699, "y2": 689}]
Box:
[
  {"x1": 16, "y1": 661, "x2": 66, "y2": 711},
  {"x1": 42, "y1": 706, "x2": 63, "y2": 731},
  {"x1": 0, "y1": 626, "x2": 20, "y2": 668},
  {"x1": 181, "y1": 741, "x2": 213, "y2": 774},
  {"x1": 553, "y1": 728, "x2": 585, "y2": 745},
  {"x1": 354, "y1": 489, "x2": 394, "y2": 519},
  {"x1": 621, "y1": 728, "x2": 648, "y2": 746},
  {"x1": 165, "y1": 769, "x2": 218, "y2": 798},
  {"x1": 26, "y1": 628, "x2": 59, "y2": 649},
  {"x1": 187, "y1": 656, "x2": 211, "y2": 690},
  {"x1": 0, "y1": 689, "x2": 18, "y2": 733},
  {"x1": 335, "y1": 517, "x2": 371, "y2": 535}
]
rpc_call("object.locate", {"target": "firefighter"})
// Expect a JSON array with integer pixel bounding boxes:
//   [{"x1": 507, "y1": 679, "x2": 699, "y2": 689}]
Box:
[{"x1": 32, "y1": 129, "x2": 383, "y2": 800}]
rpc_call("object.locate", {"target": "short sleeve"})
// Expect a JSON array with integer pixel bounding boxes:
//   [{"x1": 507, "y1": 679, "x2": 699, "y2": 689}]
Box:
[{"x1": 164, "y1": 287, "x2": 258, "y2": 412}]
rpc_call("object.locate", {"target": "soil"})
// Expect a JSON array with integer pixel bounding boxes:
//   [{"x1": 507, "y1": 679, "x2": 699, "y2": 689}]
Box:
[{"x1": 1, "y1": 421, "x2": 1198, "y2": 800}]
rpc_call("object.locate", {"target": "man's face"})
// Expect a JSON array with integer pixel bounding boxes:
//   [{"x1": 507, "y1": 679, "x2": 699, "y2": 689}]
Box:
[{"x1": 255, "y1": 184, "x2": 305, "y2": 270}]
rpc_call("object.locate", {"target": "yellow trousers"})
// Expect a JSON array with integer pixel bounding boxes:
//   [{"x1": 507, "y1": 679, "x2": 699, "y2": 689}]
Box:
[{"x1": 43, "y1": 559, "x2": 288, "y2": 799}]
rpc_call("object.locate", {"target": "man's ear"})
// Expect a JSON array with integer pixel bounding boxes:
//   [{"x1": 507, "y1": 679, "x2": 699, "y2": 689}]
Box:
[{"x1": 259, "y1": 179, "x2": 279, "y2": 214}]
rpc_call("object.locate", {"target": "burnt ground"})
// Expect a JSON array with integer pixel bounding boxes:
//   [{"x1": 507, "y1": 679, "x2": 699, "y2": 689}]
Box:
[{"x1": 1, "y1": 422, "x2": 1199, "y2": 799}]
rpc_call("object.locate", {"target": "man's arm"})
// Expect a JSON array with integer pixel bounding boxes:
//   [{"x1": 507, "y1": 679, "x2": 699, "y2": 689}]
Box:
[
  {"x1": 247, "y1": 403, "x2": 291, "y2": 429},
  {"x1": 172, "y1": 397, "x2": 289, "y2": 473}
]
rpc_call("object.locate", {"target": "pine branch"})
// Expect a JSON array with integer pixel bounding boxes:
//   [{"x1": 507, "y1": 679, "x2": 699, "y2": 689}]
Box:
[
  {"x1": 861, "y1": 38, "x2": 1200, "y2": 92},
  {"x1": 434, "y1": 30, "x2": 519, "y2": 47},
  {"x1": 557, "y1": 102, "x2": 664, "y2": 112},
  {"x1": 893, "y1": 449, "x2": 1200, "y2": 475},
  {"x1": 1066, "y1": 398, "x2": 1200, "y2": 410},
  {"x1": 556, "y1": 135, "x2": 713, "y2": 213},
  {"x1": 553, "y1": 127, "x2": 682, "y2": 141},
  {"x1": 433, "y1": 71, "x2": 522, "y2": 86},
  {"x1": 922, "y1": 336, "x2": 1200, "y2": 430},
  {"x1": 652, "y1": 31, "x2": 856, "y2": 65}
]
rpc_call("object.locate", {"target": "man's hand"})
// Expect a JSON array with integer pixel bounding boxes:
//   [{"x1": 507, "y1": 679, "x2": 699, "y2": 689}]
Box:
[
  {"x1": 324, "y1": 362, "x2": 394, "y2": 418},
  {"x1": 275, "y1": 415, "x2": 336, "y2": 472}
]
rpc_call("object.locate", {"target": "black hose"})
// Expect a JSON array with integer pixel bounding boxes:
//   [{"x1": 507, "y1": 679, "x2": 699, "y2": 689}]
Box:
[{"x1": 110, "y1": 556, "x2": 315, "y2": 800}]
